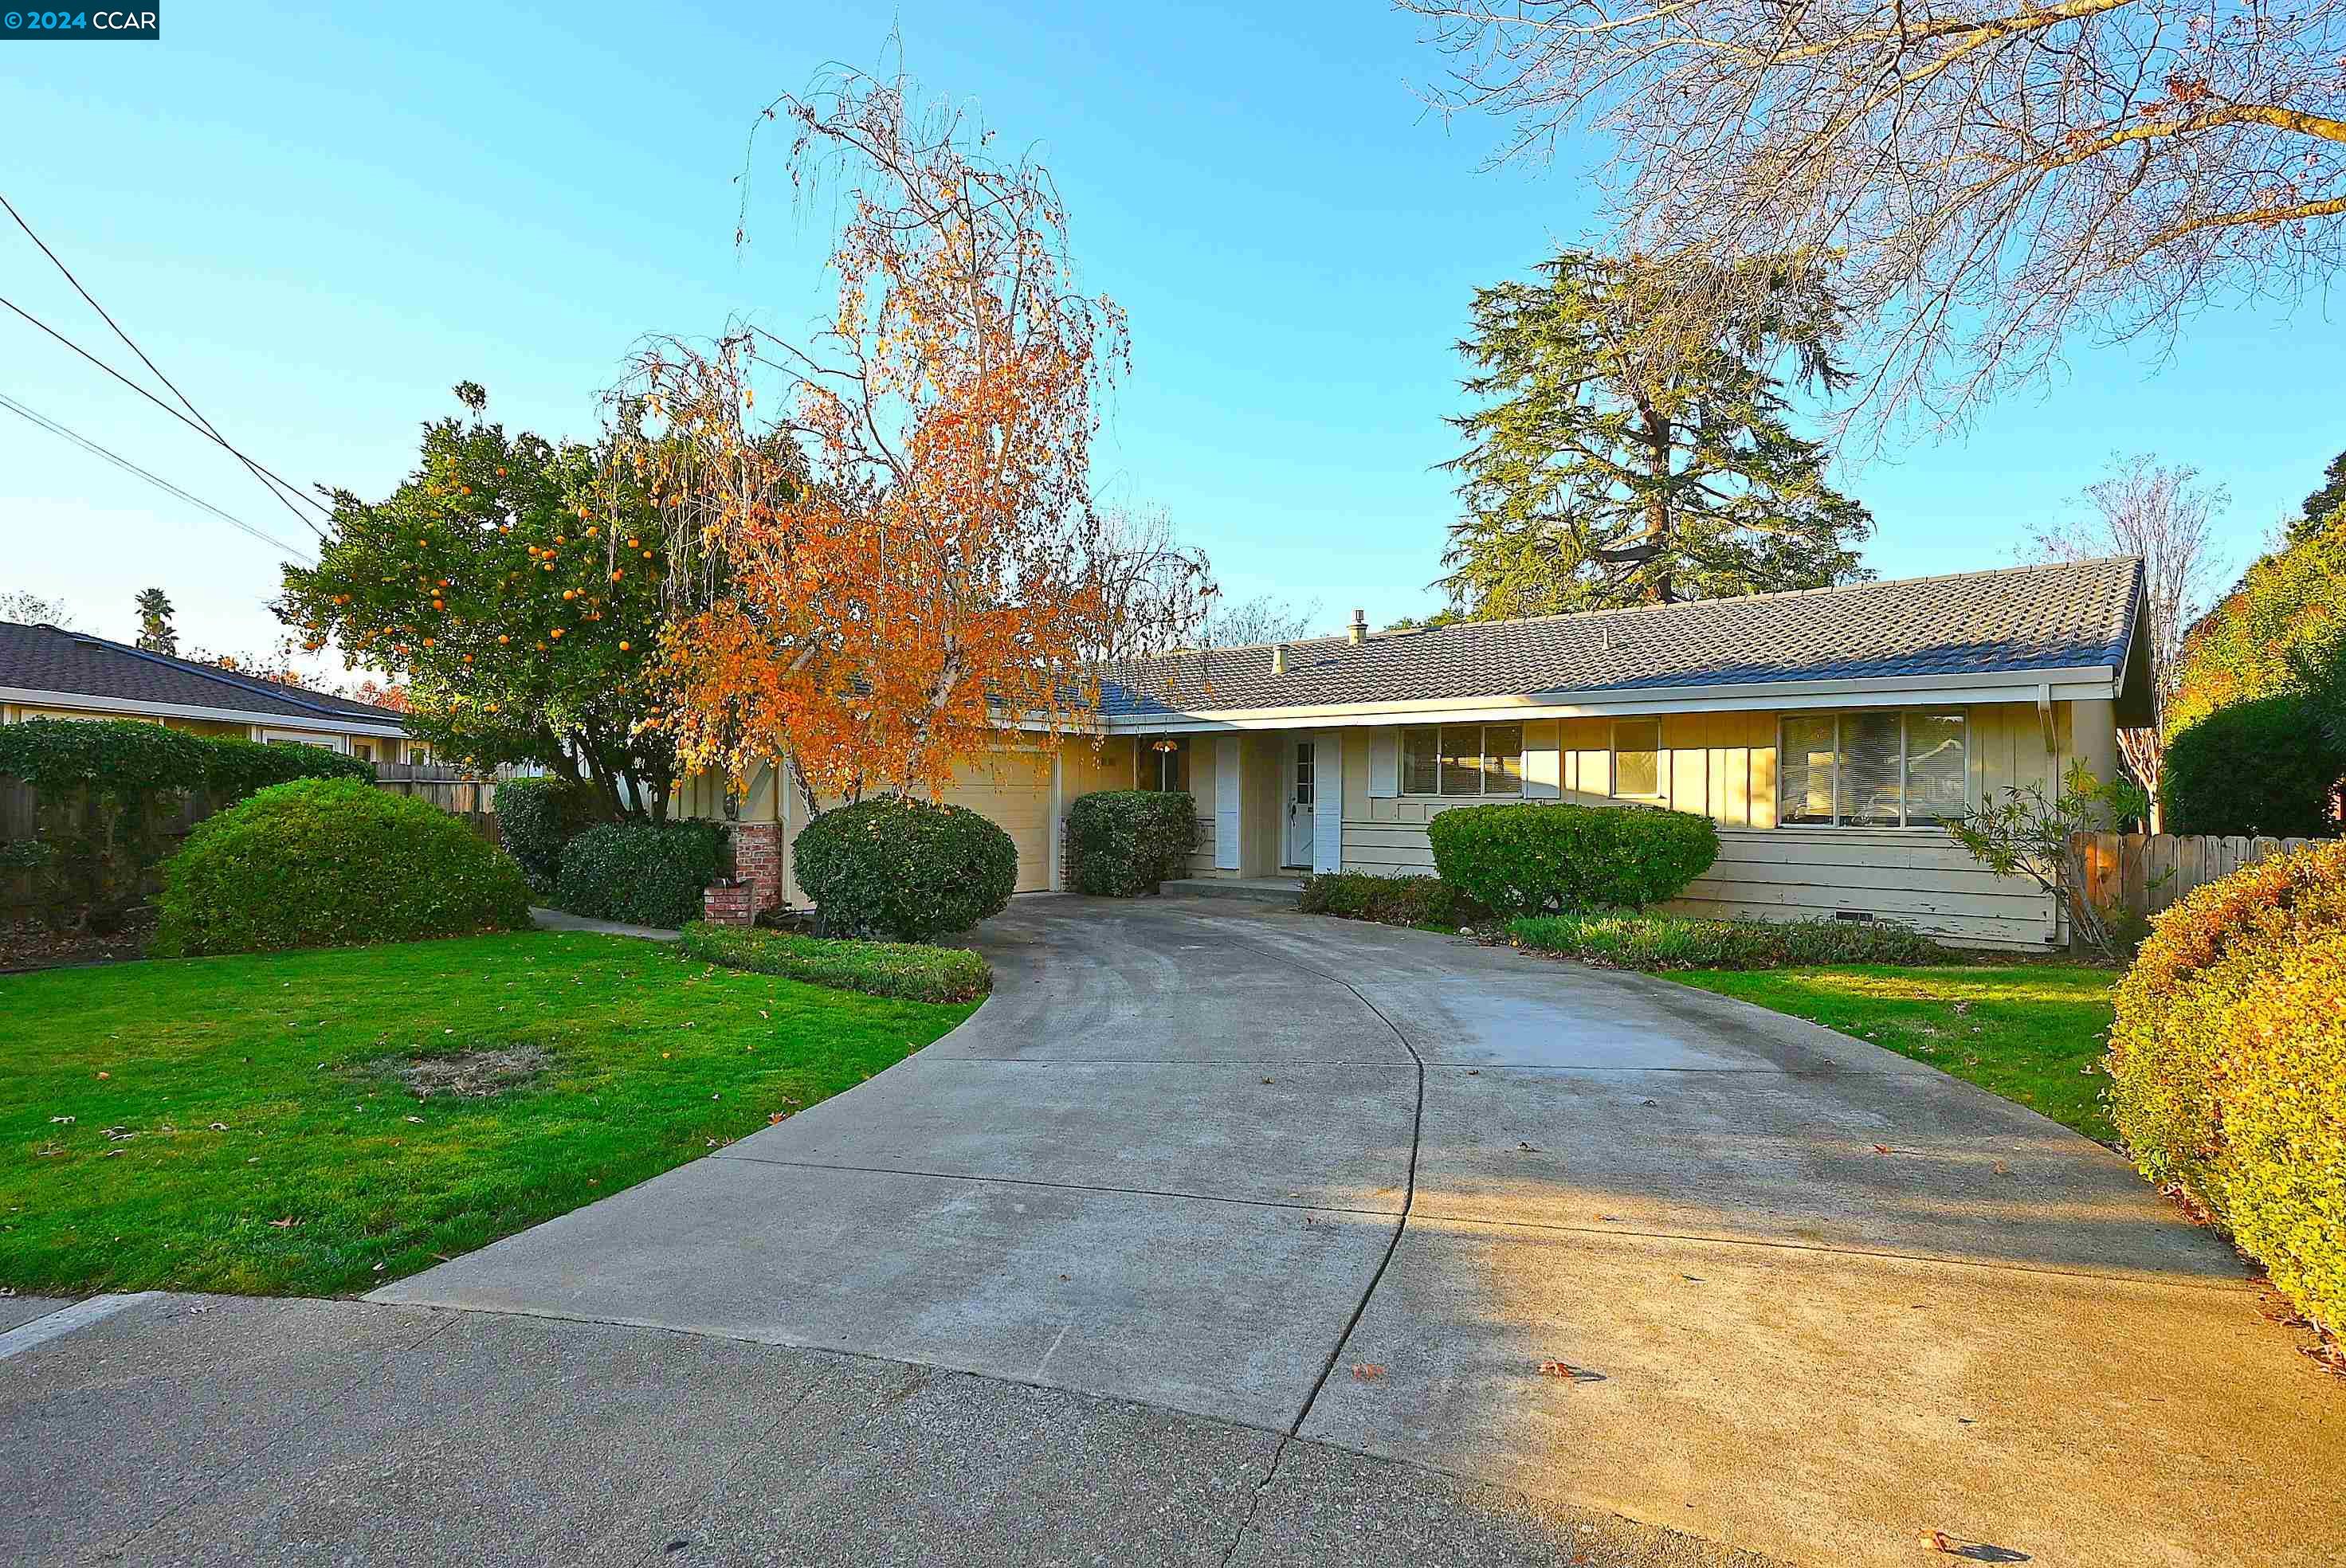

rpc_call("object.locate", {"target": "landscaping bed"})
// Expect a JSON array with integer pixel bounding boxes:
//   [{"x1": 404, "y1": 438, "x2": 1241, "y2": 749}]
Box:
[
  {"x1": 678, "y1": 920, "x2": 992, "y2": 1003},
  {"x1": 0, "y1": 929, "x2": 974, "y2": 1296},
  {"x1": 1508, "y1": 909, "x2": 1949, "y2": 970}
]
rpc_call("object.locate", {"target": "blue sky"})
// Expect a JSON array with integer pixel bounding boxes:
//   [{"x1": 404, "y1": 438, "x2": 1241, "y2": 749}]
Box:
[{"x1": 2, "y1": 0, "x2": 2334, "y2": 664}]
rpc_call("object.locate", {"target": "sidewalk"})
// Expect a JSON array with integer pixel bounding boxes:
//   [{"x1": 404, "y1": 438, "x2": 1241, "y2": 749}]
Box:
[{"x1": 529, "y1": 907, "x2": 681, "y2": 942}]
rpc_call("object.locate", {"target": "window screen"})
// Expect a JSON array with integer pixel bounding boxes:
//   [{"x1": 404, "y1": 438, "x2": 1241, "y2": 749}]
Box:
[
  {"x1": 1841, "y1": 711, "x2": 1904, "y2": 826},
  {"x1": 1438, "y1": 730, "x2": 1483, "y2": 797},
  {"x1": 1482, "y1": 725, "x2": 1524, "y2": 794},
  {"x1": 1777, "y1": 712, "x2": 1967, "y2": 827},
  {"x1": 1904, "y1": 714, "x2": 1967, "y2": 824},
  {"x1": 1612, "y1": 719, "x2": 1661, "y2": 798},
  {"x1": 1402, "y1": 727, "x2": 1440, "y2": 797},
  {"x1": 1779, "y1": 715, "x2": 1838, "y2": 825}
]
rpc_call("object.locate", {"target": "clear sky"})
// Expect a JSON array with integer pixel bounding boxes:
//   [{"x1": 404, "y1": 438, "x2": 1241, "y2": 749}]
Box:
[{"x1": 2, "y1": 0, "x2": 2334, "y2": 666}]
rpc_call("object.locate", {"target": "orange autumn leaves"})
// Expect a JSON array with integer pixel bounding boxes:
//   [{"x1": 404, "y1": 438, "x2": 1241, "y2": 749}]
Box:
[{"x1": 622, "y1": 73, "x2": 1151, "y2": 802}]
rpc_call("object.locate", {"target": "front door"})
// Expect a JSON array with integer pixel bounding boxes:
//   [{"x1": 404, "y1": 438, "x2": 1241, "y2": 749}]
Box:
[{"x1": 1285, "y1": 740, "x2": 1315, "y2": 868}]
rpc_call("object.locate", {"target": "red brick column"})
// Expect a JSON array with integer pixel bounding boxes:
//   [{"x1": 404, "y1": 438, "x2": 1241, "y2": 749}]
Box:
[
  {"x1": 731, "y1": 822, "x2": 783, "y2": 916},
  {"x1": 701, "y1": 883, "x2": 755, "y2": 927}
]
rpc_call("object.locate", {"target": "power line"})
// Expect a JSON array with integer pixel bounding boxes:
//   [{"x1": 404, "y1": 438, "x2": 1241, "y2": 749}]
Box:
[
  {"x1": 0, "y1": 291, "x2": 332, "y2": 536},
  {"x1": 0, "y1": 390, "x2": 315, "y2": 563},
  {"x1": 1, "y1": 191, "x2": 332, "y2": 536}
]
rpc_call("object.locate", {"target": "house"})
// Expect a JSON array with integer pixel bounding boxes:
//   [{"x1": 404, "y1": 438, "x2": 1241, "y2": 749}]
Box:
[
  {"x1": 0, "y1": 621, "x2": 414, "y2": 760},
  {"x1": 684, "y1": 557, "x2": 2152, "y2": 951}
]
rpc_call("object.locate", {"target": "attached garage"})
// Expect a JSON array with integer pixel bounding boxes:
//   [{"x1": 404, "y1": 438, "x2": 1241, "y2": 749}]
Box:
[{"x1": 936, "y1": 750, "x2": 1057, "y2": 893}]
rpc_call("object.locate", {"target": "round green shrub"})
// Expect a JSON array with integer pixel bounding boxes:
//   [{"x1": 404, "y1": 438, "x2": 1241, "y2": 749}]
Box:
[
  {"x1": 496, "y1": 775, "x2": 602, "y2": 886},
  {"x1": 1066, "y1": 790, "x2": 1198, "y2": 896},
  {"x1": 152, "y1": 777, "x2": 531, "y2": 955},
  {"x1": 2161, "y1": 692, "x2": 2345, "y2": 838},
  {"x1": 554, "y1": 820, "x2": 728, "y2": 929},
  {"x1": 2109, "y1": 838, "x2": 2346, "y2": 1333},
  {"x1": 1298, "y1": 871, "x2": 1492, "y2": 930},
  {"x1": 1426, "y1": 801, "x2": 1720, "y2": 917},
  {"x1": 794, "y1": 794, "x2": 1017, "y2": 941}
]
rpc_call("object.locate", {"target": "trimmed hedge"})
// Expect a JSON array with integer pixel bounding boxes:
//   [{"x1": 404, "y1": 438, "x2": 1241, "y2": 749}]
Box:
[
  {"x1": 1299, "y1": 872, "x2": 1493, "y2": 930},
  {"x1": 0, "y1": 717, "x2": 375, "y2": 797},
  {"x1": 2109, "y1": 838, "x2": 2346, "y2": 1332},
  {"x1": 1509, "y1": 910, "x2": 1946, "y2": 970},
  {"x1": 496, "y1": 775, "x2": 602, "y2": 886},
  {"x1": 1427, "y1": 801, "x2": 1720, "y2": 917},
  {"x1": 554, "y1": 821, "x2": 728, "y2": 929},
  {"x1": 679, "y1": 921, "x2": 992, "y2": 1004},
  {"x1": 1, "y1": 718, "x2": 379, "y2": 927},
  {"x1": 1066, "y1": 790, "x2": 1197, "y2": 896},
  {"x1": 793, "y1": 795, "x2": 1018, "y2": 942},
  {"x1": 152, "y1": 777, "x2": 531, "y2": 955},
  {"x1": 2161, "y1": 692, "x2": 2345, "y2": 838}
]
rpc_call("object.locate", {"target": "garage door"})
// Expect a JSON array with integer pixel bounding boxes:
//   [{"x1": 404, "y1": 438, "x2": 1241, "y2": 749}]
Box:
[{"x1": 938, "y1": 752, "x2": 1053, "y2": 893}]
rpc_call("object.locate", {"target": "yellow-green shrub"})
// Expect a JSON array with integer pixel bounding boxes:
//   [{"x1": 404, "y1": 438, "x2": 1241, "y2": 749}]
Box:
[{"x1": 2109, "y1": 839, "x2": 2346, "y2": 1331}]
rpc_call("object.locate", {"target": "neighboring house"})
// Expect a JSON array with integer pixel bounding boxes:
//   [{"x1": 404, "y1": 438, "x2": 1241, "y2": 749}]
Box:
[
  {"x1": 682, "y1": 558, "x2": 2152, "y2": 951},
  {"x1": 0, "y1": 621, "x2": 414, "y2": 761}
]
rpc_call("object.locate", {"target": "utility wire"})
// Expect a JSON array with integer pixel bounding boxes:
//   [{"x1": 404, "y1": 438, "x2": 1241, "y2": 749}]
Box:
[
  {"x1": 0, "y1": 191, "x2": 332, "y2": 535},
  {"x1": 0, "y1": 390, "x2": 315, "y2": 563},
  {"x1": 0, "y1": 292, "x2": 333, "y2": 538}
]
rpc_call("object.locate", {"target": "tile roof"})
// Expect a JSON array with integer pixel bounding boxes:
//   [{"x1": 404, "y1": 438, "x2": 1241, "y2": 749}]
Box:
[
  {"x1": 0, "y1": 621, "x2": 406, "y2": 727},
  {"x1": 1101, "y1": 557, "x2": 2144, "y2": 718}
]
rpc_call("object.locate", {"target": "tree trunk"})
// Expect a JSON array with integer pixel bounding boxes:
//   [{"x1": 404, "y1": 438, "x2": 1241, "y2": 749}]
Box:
[{"x1": 1641, "y1": 407, "x2": 1675, "y2": 603}]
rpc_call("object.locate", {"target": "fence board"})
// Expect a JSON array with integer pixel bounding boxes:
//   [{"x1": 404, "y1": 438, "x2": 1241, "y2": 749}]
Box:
[{"x1": 2069, "y1": 831, "x2": 2320, "y2": 930}]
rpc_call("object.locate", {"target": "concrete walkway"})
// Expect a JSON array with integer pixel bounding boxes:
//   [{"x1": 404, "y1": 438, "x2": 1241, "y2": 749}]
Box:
[
  {"x1": 528, "y1": 906, "x2": 681, "y2": 941},
  {"x1": 8, "y1": 900, "x2": 2339, "y2": 1564}
]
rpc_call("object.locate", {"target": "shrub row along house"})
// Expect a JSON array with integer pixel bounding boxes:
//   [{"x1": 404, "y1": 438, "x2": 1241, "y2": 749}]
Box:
[
  {"x1": 0, "y1": 621, "x2": 416, "y2": 760},
  {"x1": 685, "y1": 558, "x2": 2150, "y2": 952}
]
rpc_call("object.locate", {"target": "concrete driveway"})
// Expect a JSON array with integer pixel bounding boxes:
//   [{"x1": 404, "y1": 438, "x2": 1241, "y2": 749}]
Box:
[{"x1": 371, "y1": 896, "x2": 2344, "y2": 1566}]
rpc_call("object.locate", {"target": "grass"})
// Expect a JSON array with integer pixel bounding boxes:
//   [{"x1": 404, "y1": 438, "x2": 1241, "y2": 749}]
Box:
[
  {"x1": 0, "y1": 930, "x2": 975, "y2": 1297},
  {"x1": 1669, "y1": 965, "x2": 2120, "y2": 1143},
  {"x1": 677, "y1": 921, "x2": 992, "y2": 1003}
]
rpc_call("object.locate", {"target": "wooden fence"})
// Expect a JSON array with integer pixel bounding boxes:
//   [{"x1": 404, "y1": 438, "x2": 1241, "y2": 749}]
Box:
[
  {"x1": 372, "y1": 762, "x2": 504, "y2": 844},
  {"x1": 2073, "y1": 832, "x2": 2321, "y2": 920}
]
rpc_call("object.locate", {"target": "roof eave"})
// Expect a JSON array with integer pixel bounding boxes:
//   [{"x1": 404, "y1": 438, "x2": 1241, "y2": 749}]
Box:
[
  {"x1": 1100, "y1": 664, "x2": 2126, "y2": 732},
  {"x1": 1, "y1": 686, "x2": 409, "y2": 738}
]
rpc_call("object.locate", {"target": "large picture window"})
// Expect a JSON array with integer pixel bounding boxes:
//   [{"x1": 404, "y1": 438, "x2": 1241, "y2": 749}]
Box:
[
  {"x1": 1402, "y1": 723, "x2": 1524, "y2": 798},
  {"x1": 1779, "y1": 711, "x2": 1967, "y2": 828}
]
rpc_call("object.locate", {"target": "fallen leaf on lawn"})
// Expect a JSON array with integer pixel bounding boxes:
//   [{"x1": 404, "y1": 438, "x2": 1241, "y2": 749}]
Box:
[
  {"x1": 267, "y1": 1217, "x2": 301, "y2": 1229},
  {"x1": 758, "y1": 1009, "x2": 769, "y2": 1019},
  {"x1": 209, "y1": 1123, "x2": 229, "y2": 1131},
  {"x1": 95, "y1": 1071, "x2": 109, "y2": 1080},
  {"x1": 405, "y1": 1115, "x2": 425, "y2": 1124},
  {"x1": 1920, "y1": 1528, "x2": 1954, "y2": 1554},
  {"x1": 1350, "y1": 1363, "x2": 1385, "y2": 1381},
  {"x1": 1536, "y1": 1359, "x2": 1579, "y2": 1378},
  {"x1": 48, "y1": 1115, "x2": 73, "y2": 1125}
]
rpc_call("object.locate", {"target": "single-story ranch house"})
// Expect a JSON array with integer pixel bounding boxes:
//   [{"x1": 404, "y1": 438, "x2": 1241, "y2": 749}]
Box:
[
  {"x1": 0, "y1": 620, "x2": 416, "y2": 760},
  {"x1": 686, "y1": 558, "x2": 2150, "y2": 952}
]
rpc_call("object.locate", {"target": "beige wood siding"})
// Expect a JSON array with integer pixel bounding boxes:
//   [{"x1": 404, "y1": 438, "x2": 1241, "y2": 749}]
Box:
[{"x1": 1332, "y1": 702, "x2": 2093, "y2": 951}]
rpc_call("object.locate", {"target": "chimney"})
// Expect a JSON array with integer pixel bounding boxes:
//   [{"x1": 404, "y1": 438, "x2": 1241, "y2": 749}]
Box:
[
  {"x1": 1348, "y1": 608, "x2": 1367, "y2": 645},
  {"x1": 1271, "y1": 643, "x2": 1288, "y2": 675}
]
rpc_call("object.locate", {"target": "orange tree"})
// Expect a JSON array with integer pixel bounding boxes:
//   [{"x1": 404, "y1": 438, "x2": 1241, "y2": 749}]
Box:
[
  {"x1": 613, "y1": 71, "x2": 1187, "y2": 814},
  {"x1": 280, "y1": 385, "x2": 679, "y2": 821}
]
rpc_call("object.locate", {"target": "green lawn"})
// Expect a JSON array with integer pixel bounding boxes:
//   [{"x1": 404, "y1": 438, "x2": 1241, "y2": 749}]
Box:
[
  {"x1": 0, "y1": 931, "x2": 975, "y2": 1297},
  {"x1": 1668, "y1": 965, "x2": 2121, "y2": 1144}
]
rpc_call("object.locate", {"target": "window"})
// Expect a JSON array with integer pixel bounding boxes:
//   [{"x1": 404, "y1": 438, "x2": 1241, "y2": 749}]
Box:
[
  {"x1": 1610, "y1": 719, "x2": 1661, "y2": 798},
  {"x1": 1144, "y1": 738, "x2": 1188, "y2": 791},
  {"x1": 1776, "y1": 712, "x2": 1967, "y2": 828},
  {"x1": 1401, "y1": 724, "x2": 1524, "y2": 798}
]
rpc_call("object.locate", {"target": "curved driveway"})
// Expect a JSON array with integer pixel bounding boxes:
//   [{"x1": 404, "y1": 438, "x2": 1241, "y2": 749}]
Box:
[{"x1": 377, "y1": 896, "x2": 2344, "y2": 1566}]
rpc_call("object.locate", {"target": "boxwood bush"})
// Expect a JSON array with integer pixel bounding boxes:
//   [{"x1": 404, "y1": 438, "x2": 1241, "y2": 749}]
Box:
[
  {"x1": 2161, "y1": 692, "x2": 2345, "y2": 838},
  {"x1": 151, "y1": 777, "x2": 530, "y2": 955},
  {"x1": 554, "y1": 820, "x2": 729, "y2": 929},
  {"x1": 679, "y1": 921, "x2": 991, "y2": 1004},
  {"x1": 2109, "y1": 838, "x2": 2346, "y2": 1332},
  {"x1": 794, "y1": 795, "x2": 1018, "y2": 941},
  {"x1": 1066, "y1": 789, "x2": 1197, "y2": 896},
  {"x1": 1299, "y1": 871, "x2": 1492, "y2": 930},
  {"x1": 1427, "y1": 801, "x2": 1720, "y2": 917},
  {"x1": 1509, "y1": 910, "x2": 1945, "y2": 970},
  {"x1": 495, "y1": 775, "x2": 602, "y2": 887}
]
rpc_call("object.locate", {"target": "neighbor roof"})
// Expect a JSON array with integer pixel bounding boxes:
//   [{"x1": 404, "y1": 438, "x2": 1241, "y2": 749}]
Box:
[
  {"x1": 0, "y1": 621, "x2": 406, "y2": 728},
  {"x1": 1101, "y1": 557, "x2": 2145, "y2": 718}
]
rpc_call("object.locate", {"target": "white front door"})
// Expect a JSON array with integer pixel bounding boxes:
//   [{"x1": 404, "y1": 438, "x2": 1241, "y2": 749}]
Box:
[{"x1": 1285, "y1": 740, "x2": 1316, "y2": 868}]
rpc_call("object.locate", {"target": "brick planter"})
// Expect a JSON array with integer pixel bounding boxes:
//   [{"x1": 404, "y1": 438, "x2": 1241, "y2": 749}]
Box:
[
  {"x1": 701, "y1": 880, "x2": 755, "y2": 927},
  {"x1": 730, "y1": 822, "x2": 783, "y2": 916}
]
